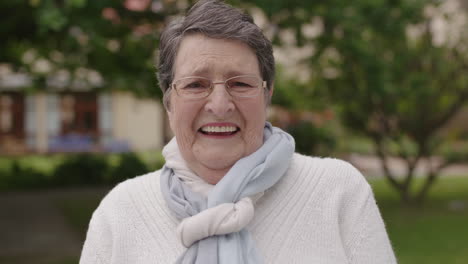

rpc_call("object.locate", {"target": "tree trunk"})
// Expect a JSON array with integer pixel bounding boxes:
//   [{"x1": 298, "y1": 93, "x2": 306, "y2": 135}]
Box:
[{"x1": 415, "y1": 172, "x2": 438, "y2": 204}]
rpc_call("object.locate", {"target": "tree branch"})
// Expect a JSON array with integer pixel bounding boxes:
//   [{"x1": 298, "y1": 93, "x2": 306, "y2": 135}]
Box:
[{"x1": 372, "y1": 135, "x2": 402, "y2": 191}]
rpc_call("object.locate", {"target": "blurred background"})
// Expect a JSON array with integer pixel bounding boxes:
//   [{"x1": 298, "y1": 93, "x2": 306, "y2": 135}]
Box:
[{"x1": 1, "y1": 0, "x2": 467, "y2": 263}]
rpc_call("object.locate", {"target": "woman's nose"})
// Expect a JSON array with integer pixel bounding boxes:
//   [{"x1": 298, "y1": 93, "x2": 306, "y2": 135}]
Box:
[{"x1": 204, "y1": 83, "x2": 235, "y2": 118}]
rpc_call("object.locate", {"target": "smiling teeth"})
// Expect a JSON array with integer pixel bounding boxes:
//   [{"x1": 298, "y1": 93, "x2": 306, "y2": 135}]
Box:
[{"x1": 201, "y1": 126, "x2": 237, "y2": 133}]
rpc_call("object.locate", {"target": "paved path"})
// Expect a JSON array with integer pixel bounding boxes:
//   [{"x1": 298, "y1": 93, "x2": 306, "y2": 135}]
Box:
[{"x1": 0, "y1": 188, "x2": 109, "y2": 264}]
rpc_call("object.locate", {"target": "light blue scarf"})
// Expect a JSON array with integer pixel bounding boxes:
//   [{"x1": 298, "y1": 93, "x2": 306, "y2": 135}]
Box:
[{"x1": 161, "y1": 123, "x2": 295, "y2": 263}]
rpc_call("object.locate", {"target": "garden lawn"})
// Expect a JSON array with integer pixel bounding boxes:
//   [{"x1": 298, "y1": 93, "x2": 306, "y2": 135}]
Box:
[
  {"x1": 56, "y1": 175, "x2": 468, "y2": 264},
  {"x1": 369, "y1": 176, "x2": 468, "y2": 264}
]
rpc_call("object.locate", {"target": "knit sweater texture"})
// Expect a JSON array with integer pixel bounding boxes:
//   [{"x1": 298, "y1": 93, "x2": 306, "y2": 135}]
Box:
[{"x1": 80, "y1": 153, "x2": 397, "y2": 264}]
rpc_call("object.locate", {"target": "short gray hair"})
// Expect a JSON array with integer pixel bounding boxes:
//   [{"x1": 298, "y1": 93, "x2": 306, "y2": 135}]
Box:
[{"x1": 157, "y1": 0, "x2": 275, "y2": 109}]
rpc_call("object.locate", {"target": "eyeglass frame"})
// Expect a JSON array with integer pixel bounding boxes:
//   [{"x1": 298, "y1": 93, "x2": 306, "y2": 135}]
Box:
[{"x1": 170, "y1": 74, "x2": 267, "y2": 99}]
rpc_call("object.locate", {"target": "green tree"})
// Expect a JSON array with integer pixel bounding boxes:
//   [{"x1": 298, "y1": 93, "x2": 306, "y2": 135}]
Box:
[
  {"x1": 245, "y1": 0, "x2": 468, "y2": 204},
  {"x1": 0, "y1": 0, "x2": 187, "y2": 97}
]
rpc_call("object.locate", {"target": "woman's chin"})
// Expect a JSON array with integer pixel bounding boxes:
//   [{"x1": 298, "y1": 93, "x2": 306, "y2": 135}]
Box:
[
  {"x1": 193, "y1": 142, "x2": 243, "y2": 166},
  {"x1": 199, "y1": 155, "x2": 238, "y2": 172}
]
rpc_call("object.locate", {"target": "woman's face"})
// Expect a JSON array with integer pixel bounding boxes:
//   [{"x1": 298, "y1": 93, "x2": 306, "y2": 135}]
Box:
[{"x1": 168, "y1": 33, "x2": 270, "y2": 184}]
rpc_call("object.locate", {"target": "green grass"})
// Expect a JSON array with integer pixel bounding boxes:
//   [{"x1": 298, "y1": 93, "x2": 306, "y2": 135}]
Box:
[{"x1": 370, "y1": 176, "x2": 468, "y2": 264}]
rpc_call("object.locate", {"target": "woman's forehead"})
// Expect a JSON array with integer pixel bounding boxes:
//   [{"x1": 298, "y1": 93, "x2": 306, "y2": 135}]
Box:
[{"x1": 173, "y1": 34, "x2": 260, "y2": 78}]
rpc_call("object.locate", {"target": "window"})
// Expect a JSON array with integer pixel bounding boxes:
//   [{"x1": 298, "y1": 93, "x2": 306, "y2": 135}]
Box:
[
  {"x1": 60, "y1": 93, "x2": 98, "y2": 136},
  {"x1": 0, "y1": 93, "x2": 24, "y2": 138}
]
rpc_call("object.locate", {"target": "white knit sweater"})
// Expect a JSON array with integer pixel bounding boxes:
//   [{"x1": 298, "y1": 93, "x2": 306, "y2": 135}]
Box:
[{"x1": 80, "y1": 153, "x2": 397, "y2": 264}]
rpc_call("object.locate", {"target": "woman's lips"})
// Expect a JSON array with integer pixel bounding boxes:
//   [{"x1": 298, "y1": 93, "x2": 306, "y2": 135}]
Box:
[{"x1": 199, "y1": 123, "x2": 240, "y2": 137}]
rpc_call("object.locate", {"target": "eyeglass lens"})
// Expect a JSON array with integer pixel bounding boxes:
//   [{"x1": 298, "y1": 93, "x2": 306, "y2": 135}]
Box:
[{"x1": 174, "y1": 76, "x2": 261, "y2": 98}]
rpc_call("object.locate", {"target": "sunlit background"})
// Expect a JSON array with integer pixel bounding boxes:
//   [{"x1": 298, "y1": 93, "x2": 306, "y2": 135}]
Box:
[{"x1": 1, "y1": 0, "x2": 467, "y2": 263}]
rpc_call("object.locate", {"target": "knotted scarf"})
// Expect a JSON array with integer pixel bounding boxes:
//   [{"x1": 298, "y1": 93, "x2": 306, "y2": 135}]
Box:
[{"x1": 160, "y1": 122, "x2": 295, "y2": 263}]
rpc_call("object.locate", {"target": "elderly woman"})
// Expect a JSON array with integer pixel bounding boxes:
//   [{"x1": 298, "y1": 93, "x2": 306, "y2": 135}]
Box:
[{"x1": 80, "y1": 0, "x2": 396, "y2": 263}]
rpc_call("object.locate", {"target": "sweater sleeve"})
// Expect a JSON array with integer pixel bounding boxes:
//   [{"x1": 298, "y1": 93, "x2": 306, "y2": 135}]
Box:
[
  {"x1": 336, "y1": 161, "x2": 397, "y2": 264},
  {"x1": 347, "y1": 193, "x2": 398, "y2": 264}
]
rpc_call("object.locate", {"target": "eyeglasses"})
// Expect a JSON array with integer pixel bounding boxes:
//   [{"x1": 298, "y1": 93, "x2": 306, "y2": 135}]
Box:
[{"x1": 171, "y1": 75, "x2": 266, "y2": 99}]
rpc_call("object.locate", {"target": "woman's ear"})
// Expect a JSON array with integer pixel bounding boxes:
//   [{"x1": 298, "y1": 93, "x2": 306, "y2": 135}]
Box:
[
  {"x1": 269, "y1": 81, "x2": 274, "y2": 98},
  {"x1": 266, "y1": 81, "x2": 274, "y2": 105},
  {"x1": 166, "y1": 105, "x2": 175, "y2": 132},
  {"x1": 163, "y1": 90, "x2": 172, "y2": 113}
]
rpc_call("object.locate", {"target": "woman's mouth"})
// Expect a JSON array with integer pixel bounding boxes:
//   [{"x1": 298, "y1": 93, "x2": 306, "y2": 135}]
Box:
[{"x1": 199, "y1": 125, "x2": 240, "y2": 136}]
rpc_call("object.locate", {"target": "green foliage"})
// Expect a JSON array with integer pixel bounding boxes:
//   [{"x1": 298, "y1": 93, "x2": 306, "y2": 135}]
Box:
[
  {"x1": 247, "y1": 0, "x2": 468, "y2": 203},
  {"x1": 286, "y1": 121, "x2": 336, "y2": 156},
  {"x1": 107, "y1": 152, "x2": 148, "y2": 184},
  {"x1": 0, "y1": 0, "x2": 181, "y2": 97},
  {"x1": 37, "y1": 0, "x2": 68, "y2": 32},
  {"x1": 0, "y1": 152, "x2": 156, "y2": 190},
  {"x1": 272, "y1": 66, "x2": 328, "y2": 111},
  {"x1": 242, "y1": 0, "x2": 468, "y2": 135},
  {"x1": 137, "y1": 149, "x2": 166, "y2": 171},
  {"x1": 0, "y1": 161, "x2": 49, "y2": 190},
  {"x1": 52, "y1": 154, "x2": 109, "y2": 186}
]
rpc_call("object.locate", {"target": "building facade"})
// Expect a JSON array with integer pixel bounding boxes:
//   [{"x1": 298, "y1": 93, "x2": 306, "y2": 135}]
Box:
[{"x1": 0, "y1": 90, "x2": 164, "y2": 155}]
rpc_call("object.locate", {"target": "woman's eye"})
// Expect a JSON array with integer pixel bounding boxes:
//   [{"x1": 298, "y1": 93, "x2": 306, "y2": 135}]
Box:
[
  {"x1": 185, "y1": 82, "x2": 205, "y2": 89},
  {"x1": 231, "y1": 82, "x2": 252, "y2": 87}
]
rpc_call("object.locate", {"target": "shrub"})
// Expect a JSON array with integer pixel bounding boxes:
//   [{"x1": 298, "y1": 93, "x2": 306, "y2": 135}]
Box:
[
  {"x1": 0, "y1": 151, "x2": 162, "y2": 190},
  {"x1": 286, "y1": 121, "x2": 336, "y2": 156},
  {"x1": 107, "y1": 153, "x2": 148, "y2": 184},
  {"x1": 52, "y1": 154, "x2": 109, "y2": 186},
  {"x1": 151, "y1": 152, "x2": 166, "y2": 171},
  {"x1": 0, "y1": 161, "x2": 50, "y2": 190}
]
